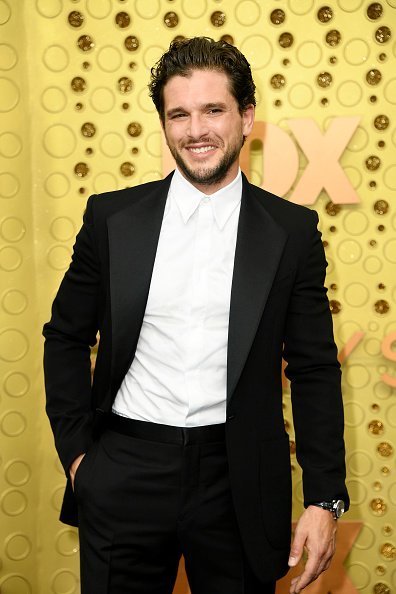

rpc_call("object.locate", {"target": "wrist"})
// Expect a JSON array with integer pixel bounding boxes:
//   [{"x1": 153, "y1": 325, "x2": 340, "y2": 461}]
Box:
[{"x1": 309, "y1": 499, "x2": 345, "y2": 520}]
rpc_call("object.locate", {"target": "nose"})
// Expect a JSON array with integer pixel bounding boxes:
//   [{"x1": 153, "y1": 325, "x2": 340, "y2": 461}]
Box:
[{"x1": 187, "y1": 113, "x2": 209, "y2": 140}]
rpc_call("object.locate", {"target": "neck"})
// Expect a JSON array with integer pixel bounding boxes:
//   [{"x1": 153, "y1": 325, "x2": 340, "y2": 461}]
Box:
[{"x1": 178, "y1": 162, "x2": 240, "y2": 195}]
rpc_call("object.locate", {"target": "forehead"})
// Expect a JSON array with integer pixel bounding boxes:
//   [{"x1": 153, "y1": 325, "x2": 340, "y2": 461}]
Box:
[{"x1": 163, "y1": 69, "x2": 235, "y2": 109}]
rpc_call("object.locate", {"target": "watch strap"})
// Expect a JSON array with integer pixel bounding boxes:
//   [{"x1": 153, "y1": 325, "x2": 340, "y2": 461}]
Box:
[{"x1": 310, "y1": 499, "x2": 345, "y2": 519}]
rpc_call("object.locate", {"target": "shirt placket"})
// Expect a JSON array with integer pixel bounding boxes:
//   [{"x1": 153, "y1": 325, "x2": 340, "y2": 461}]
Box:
[{"x1": 185, "y1": 197, "x2": 214, "y2": 425}]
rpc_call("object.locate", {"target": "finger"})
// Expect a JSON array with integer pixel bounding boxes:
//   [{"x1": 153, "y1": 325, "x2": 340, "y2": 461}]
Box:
[
  {"x1": 289, "y1": 576, "x2": 301, "y2": 594},
  {"x1": 288, "y1": 530, "x2": 306, "y2": 567},
  {"x1": 315, "y1": 555, "x2": 331, "y2": 580},
  {"x1": 317, "y1": 537, "x2": 336, "y2": 575},
  {"x1": 296, "y1": 545, "x2": 335, "y2": 592},
  {"x1": 318, "y1": 547, "x2": 335, "y2": 575},
  {"x1": 292, "y1": 573, "x2": 318, "y2": 594},
  {"x1": 291, "y1": 552, "x2": 322, "y2": 592},
  {"x1": 289, "y1": 576, "x2": 303, "y2": 594},
  {"x1": 322, "y1": 557, "x2": 332, "y2": 572}
]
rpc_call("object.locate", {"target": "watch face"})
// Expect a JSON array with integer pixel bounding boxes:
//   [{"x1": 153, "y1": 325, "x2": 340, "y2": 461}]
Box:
[{"x1": 334, "y1": 499, "x2": 345, "y2": 518}]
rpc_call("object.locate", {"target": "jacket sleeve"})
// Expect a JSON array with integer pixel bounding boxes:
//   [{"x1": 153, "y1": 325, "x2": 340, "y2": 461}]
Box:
[
  {"x1": 43, "y1": 195, "x2": 100, "y2": 475},
  {"x1": 282, "y1": 209, "x2": 349, "y2": 510}
]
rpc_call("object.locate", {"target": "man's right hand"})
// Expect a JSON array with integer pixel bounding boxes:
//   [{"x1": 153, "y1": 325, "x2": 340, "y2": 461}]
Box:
[{"x1": 69, "y1": 453, "x2": 86, "y2": 491}]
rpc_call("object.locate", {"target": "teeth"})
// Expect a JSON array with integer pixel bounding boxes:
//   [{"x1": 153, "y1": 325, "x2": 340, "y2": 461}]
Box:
[{"x1": 189, "y1": 146, "x2": 215, "y2": 154}]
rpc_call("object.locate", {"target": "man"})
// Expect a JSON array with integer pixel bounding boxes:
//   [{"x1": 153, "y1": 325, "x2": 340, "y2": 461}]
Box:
[{"x1": 43, "y1": 37, "x2": 348, "y2": 594}]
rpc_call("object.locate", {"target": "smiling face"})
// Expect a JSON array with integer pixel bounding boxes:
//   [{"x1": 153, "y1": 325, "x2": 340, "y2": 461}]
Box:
[{"x1": 162, "y1": 69, "x2": 254, "y2": 194}]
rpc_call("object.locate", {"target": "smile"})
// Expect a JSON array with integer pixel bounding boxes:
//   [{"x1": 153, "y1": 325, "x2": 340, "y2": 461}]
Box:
[{"x1": 187, "y1": 146, "x2": 216, "y2": 154}]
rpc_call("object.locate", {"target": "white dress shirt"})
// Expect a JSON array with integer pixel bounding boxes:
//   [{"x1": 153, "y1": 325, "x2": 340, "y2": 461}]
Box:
[{"x1": 112, "y1": 168, "x2": 242, "y2": 427}]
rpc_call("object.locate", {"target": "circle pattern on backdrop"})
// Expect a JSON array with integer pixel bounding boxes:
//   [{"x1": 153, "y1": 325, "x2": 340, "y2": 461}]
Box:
[
  {"x1": 55, "y1": 529, "x2": 79, "y2": 556},
  {"x1": 344, "y1": 39, "x2": 370, "y2": 65},
  {"x1": 296, "y1": 41, "x2": 322, "y2": 67},
  {"x1": 235, "y1": 1, "x2": 261, "y2": 25},
  {"x1": 0, "y1": 0, "x2": 11, "y2": 25},
  {"x1": 5, "y1": 460, "x2": 31, "y2": 487},
  {"x1": 0, "y1": 132, "x2": 22, "y2": 158},
  {"x1": 42, "y1": 45, "x2": 69, "y2": 72},
  {"x1": 0, "y1": 43, "x2": 17, "y2": 70},
  {"x1": 337, "y1": 0, "x2": 364, "y2": 11},
  {"x1": 90, "y1": 87, "x2": 115, "y2": 113},
  {"x1": 343, "y1": 211, "x2": 369, "y2": 235},
  {"x1": 344, "y1": 283, "x2": 370, "y2": 307},
  {"x1": 36, "y1": 0, "x2": 62, "y2": 19},
  {"x1": 347, "y1": 127, "x2": 369, "y2": 152},
  {"x1": 240, "y1": 36, "x2": 273, "y2": 69},
  {"x1": 0, "y1": 78, "x2": 20, "y2": 112},
  {"x1": 288, "y1": 0, "x2": 314, "y2": 15},
  {"x1": 182, "y1": 0, "x2": 207, "y2": 18},
  {"x1": 44, "y1": 173, "x2": 71, "y2": 198},
  {"x1": 288, "y1": 84, "x2": 314, "y2": 109},
  {"x1": 86, "y1": 0, "x2": 112, "y2": 19},
  {"x1": 0, "y1": 575, "x2": 31, "y2": 594},
  {"x1": 337, "y1": 239, "x2": 362, "y2": 264},
  {"x1": 43, "y1": 125, "x2": 77, "y2": 158},
  {"x1": 3, "y1": 372, "x2": 30, "y2": 398},
  {"x1": 337, "y1": 81, "x2": 363, "y2": 106},
  {"x1": 100, "y1": 133, "x2": 125, "y2": 158},
  {"x1": 348, "y1": 451, "x2": 373, "y2": 476},
  {"x1": 0, "y1": 217, "x2": 25, "y2": 242},
  {"x1": 41, "y1": 87, "x2": 67, "y2": 113},
  {"x1": 5, "y1": 533, "x2": 32, "y2": 561},
  {"x1": 96, "y1": 46, "x2": 123, "y2": 72},
  {"x1": 347, "y1": 563, "x2": 371, "y2": 590},
  {"x1": 47, "y1": 246, "x2": 72, "y2": 271},
  {"x1": 2, "y1": 290, "x2": 28, "y2": 315},
  {"x1": 134, "y1": 0, "x2": 160, "y2": 19}
]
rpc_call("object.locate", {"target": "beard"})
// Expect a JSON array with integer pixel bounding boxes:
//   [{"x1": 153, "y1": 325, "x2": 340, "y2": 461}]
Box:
[{"x1": 167, "y1": 136, "x2": 244, "y2": 187}]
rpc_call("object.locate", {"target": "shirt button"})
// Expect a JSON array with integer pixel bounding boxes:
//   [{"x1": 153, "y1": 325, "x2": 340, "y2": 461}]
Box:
[{"x1": 202, "y1": 196, "x2": 210, "y2": 204}]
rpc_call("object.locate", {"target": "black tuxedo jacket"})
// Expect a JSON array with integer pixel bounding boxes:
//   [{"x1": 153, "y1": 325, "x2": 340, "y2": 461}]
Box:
[{"x1": 43, "y1": 172, "x2": 348, "y2": 582}]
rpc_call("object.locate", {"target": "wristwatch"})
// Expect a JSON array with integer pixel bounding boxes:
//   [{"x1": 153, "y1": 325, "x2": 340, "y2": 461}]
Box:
[{"x1": 310, "y1": 499, "x2": 345, "y2": 520}]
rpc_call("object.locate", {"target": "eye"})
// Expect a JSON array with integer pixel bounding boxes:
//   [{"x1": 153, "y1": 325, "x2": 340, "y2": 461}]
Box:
[
  {"x1": 171, "y1": 113, "x2": 187, "y2": 119},
  {"x1": 208, "y1": 108, "x2": 222, "y2": 114}
]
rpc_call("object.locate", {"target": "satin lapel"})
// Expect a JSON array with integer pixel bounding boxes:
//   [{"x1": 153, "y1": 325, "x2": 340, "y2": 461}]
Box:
[
  {"x1": 108, "y1": 175, "x2": 172, "y2": 394},
  {"x1": 227, "y1": 177, "x2": 287, "y2": 403}
]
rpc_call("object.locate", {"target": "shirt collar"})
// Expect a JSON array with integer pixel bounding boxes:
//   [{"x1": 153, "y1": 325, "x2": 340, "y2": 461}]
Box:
[{"x1": 169, "y1": 167, "x2": 242, "y2": 230}]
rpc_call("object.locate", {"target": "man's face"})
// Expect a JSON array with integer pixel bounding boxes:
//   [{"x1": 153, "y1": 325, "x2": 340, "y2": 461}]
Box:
[{"x1": 162, "y1": 69, "x2": 254, "y2": 193}]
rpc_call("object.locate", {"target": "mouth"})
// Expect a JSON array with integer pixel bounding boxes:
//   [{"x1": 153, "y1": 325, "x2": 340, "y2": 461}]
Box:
[{"x1": 185, "y1": 144, "x2": 218, "y2": 157}]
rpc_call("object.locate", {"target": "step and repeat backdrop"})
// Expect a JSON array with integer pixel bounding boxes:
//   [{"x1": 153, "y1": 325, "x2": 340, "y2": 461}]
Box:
[{"x1": 0, "y1": 1, "x2": 395, "y2": 593}]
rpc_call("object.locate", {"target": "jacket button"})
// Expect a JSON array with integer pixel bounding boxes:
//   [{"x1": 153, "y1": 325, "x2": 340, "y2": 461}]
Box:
[{"x1": 227, "y1": 414, "x2": 236, "y2": 420}]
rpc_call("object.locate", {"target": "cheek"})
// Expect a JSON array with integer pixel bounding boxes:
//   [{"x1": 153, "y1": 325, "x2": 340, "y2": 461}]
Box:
[
  {"x1": 222, "y1": 117, "x2": 243, "y2": 137},
  {"x1": 165, "y1": 128, "x2": 182, "y2": 147},
  {"x1": 172, "y1": 125, "x2": 188, "y2": 143}
]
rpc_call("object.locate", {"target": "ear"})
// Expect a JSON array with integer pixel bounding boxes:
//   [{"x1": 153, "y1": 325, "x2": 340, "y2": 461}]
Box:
[{"x1": 242, "y1": 104, "x2": 255, "y2": 138}]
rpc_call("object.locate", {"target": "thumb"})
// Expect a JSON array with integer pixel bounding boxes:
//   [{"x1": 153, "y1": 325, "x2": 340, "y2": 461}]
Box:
[{"x1": 288, "y1": 529, "x2": 305, "y2": 567}]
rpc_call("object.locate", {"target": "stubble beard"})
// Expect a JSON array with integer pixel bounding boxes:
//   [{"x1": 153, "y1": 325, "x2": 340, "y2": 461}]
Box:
[{"x1": 168, "y1": 136, "x2": 244, "y2": 188}]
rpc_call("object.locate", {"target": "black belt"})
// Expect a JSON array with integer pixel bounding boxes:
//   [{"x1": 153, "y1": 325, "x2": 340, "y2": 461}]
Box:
[{"x1": 108, "y1": 413, "x2": 226, "y2": 445}]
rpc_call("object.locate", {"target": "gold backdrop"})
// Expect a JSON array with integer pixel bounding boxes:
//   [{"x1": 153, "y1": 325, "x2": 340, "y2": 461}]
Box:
[{"x1": 0, "y1": 1, "x2": 395, "y2": 593}]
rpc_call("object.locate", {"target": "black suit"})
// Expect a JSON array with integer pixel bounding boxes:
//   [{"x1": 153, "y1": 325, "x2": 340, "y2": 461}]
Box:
[{"x1": 43, "y1": 172, "x2": 348, "y2": 584}]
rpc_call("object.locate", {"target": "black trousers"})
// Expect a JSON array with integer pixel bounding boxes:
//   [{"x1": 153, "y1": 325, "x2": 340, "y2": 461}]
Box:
[{"x1": 74, "y1": 415, "x2": 276, "y2": 594}]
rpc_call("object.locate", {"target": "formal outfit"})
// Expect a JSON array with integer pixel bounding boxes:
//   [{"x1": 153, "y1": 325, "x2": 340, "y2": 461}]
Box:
[
  {"x1": 43, "y1": 169, "x2": 348, "y2": 593},
  {"x1": 113, "y1": 168, "x2": 242, "y2": 426}
]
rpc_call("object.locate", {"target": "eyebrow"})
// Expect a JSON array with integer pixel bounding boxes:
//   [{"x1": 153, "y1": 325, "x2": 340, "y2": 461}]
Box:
[{"x1": 166, "y1": 102, "x2": 228, "y2": 118}]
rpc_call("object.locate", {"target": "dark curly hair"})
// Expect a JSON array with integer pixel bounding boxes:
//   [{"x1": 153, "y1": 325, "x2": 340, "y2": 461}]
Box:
[{"x1": 149, "y1": 37, "x2": 256, "y2": 122}]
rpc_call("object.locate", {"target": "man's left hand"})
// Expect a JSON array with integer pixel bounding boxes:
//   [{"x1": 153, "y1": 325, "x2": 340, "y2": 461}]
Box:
[{"x1": 288, "y1": 505, "x2": 337, "y2": 593}]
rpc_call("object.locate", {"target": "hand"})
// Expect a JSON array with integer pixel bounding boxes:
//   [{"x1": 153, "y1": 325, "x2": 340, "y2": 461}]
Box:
[
  {"x1": 288, "y1": 505, "x2": 337, "y2": 593},
  {"x1": 69, "y1": 453, "x2": 86, "y2": 492}
]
